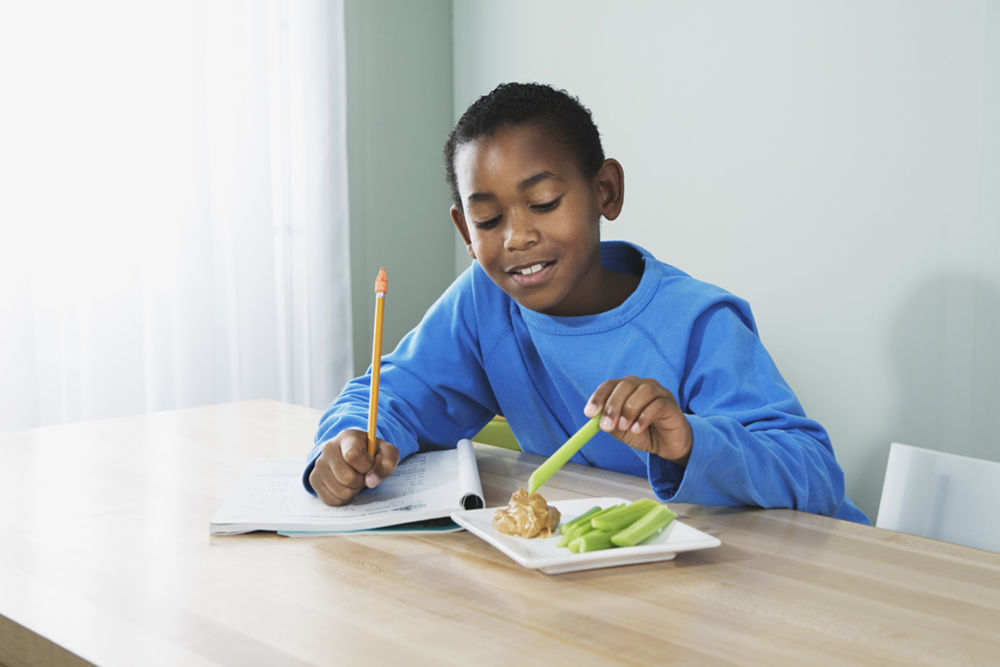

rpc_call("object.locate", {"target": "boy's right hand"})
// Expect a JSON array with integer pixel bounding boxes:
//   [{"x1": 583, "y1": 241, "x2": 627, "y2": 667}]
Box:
[{"x1": 309, "y1": 429, "x2": 400, "y2": 506}]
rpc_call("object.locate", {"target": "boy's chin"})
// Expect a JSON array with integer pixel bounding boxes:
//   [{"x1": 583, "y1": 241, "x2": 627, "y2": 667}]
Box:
[
  {"x1": 508, "y1": 291, "x2": 574, "y2": 316},
  {"x1": 490, "y1": 272, "x2": 577, "y2": 315},
  {"x1": 505, "y1": 290, "x2": 556, "y2": 314}
]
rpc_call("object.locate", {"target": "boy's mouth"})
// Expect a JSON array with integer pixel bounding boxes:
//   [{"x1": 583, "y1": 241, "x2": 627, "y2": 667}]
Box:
[{"x1": 508, "y1": 260, "x2": 555, "y2": 286}]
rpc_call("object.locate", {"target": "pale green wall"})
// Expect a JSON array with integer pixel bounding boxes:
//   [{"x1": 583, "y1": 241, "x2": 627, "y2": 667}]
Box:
[
  {"x1": 452, "y1": 0, "x2": 1000, "y2": 520},
  {"x1": 345, "y1": 0, "x2": 454, "y2": 376}
]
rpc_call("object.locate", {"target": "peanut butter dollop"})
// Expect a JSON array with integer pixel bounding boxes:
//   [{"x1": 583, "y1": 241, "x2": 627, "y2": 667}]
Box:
[{"x1": 492, "y1": 487, "x2": 561, "y2": 538}]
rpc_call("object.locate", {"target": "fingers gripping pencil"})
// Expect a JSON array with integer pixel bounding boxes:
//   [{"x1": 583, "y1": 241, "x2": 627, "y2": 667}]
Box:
[{"x1": 367, "y1": 267, "x2": 388, "y2": 457}]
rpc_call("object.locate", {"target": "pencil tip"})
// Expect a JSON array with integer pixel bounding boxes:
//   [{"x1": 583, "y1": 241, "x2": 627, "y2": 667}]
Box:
[{"x1": 375, "y1": 266, "x2": 388, "y2": 294}]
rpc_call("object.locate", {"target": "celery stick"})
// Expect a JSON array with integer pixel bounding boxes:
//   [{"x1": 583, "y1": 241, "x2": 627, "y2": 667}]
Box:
[
  {"x1": 558, "y1": 504, "x2": 624, "y2": 547},
  {"x1": 568, "y1": 521, "x2": 597, "y2": 541},
  {"x1": 590, "y1": 499, "x2": 659, "y2": 533},
  {"x1": 556, "y1": 522, "x2": 594, "y2": 547},
  {"x1": 610, "y1": 505, "x2": 676, "y2": 547},
  {"x1": 560, "y1": 503, "x2": 624, "y2": 536},
  {"x1": 557, "y1": 522, "x2": 595, "y2": 548},
  {"x1": 558, "y1": 505, "x2": 602, "y2": 535},
  {"x1": 568, "y1": 530, "x2": 614, "y2": 553},
  {"x1": 527, "y1": 414, "x2": 602, "y2": 495}
]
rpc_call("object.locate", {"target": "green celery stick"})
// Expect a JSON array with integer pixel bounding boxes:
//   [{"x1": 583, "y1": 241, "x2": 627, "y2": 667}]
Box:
[
  {"x1": 610, "y1": 505, "x2": 677, "y2": 547},
  {"x1": 568, "y1": 530, "x2": 614, "y2": 553},
  {"x1": 557, "y1": 520, "x2": 595, "y2": 547},
  {"x1": 558, "y1": 506, "x2": 602, "y2": 536},
  {"x1": 590, "y1": 499, "x2": 659, "y2": 533},
  {"x1": 560, "y1": 503, "x2": 623, "y2": 535},
  {"x1": 566, "y1": 521, "x2": 597, "y2": 543},
  {"x1": 527, "y1": 414, "x2": 602, "y2": 495},
  {"x1": 558, "y1": 522, "x2": 593, "y2": 548},
  {"x1": 557, "y1": 503, "x2": 628, "y2": 547},
  {"x1": 559, "y1": 505, "x2": 624, "y2": 546},
  {"x1": 558, "y1": 519, "x2": 599, "y2": 547}
]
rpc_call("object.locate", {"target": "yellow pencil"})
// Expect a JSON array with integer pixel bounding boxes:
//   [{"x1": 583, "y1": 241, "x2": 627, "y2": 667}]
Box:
[{"x1": 367, "y1": 267, "x2": 388, "y2": 457}]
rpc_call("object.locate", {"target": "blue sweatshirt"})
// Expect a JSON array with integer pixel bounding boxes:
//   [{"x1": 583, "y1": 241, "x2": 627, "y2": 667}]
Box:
[{"x1": 306, "y1": 241, "x2": 869, "y2": 524}]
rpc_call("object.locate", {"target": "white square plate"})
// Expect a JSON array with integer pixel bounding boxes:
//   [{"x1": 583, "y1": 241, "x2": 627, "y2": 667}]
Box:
[{"x1": 452, "y1": 497, "x2": 721, "y2": 575}]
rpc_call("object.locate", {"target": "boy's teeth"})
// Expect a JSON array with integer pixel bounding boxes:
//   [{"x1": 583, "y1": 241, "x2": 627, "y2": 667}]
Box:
[{"x1": 517, "y1": 263, "x2": 545, "y2": 275}]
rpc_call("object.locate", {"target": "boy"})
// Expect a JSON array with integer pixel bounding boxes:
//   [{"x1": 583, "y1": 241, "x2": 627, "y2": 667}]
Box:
[{"x1": 304, "y1": 82, "x2": 869, "y2": 524}]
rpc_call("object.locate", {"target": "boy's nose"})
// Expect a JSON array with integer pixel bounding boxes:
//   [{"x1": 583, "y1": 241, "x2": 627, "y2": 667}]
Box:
[{"x1": 503, "y1": 211, "x2": 540, "y2": 251}]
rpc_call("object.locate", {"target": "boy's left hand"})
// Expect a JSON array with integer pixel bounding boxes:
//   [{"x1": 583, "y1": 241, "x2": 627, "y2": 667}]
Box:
[{"x1": 585, "y1": 376, "x2": 692, "y2": 465}]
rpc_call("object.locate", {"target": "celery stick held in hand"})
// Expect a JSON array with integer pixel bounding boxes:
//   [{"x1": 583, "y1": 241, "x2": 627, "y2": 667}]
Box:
[{"x1": 304, "y1": 82, "x2": 869, "y2": 525}]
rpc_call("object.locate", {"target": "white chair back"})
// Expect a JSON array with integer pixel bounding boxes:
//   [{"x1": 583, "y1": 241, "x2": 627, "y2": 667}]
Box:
[{"x1": 876, "y1": 442, "x2": 1000, "y2": 553}]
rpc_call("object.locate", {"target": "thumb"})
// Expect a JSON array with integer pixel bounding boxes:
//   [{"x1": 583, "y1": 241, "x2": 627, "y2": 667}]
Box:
[{"x1": 365, "y1": 441, "x2": 399, "y2": 488}]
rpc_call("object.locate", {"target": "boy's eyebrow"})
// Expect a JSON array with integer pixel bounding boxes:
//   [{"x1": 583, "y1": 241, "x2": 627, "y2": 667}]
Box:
[
  {"x1": 518, "y1": 170, "x2": 563, "y2": 190},
  {"x1": 466, "y1": 171, "x2": 564, "y2": 203}
]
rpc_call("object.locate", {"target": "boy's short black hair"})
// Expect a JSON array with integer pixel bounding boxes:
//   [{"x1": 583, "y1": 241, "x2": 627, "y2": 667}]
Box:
[{"x1": 444, "y1": 82, "x2": 605, "y2": 206}]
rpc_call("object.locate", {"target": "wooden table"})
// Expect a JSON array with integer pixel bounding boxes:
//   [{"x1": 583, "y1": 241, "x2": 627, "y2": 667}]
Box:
[{"x1": 2, "y1": 401, "x2": 998, "y2": 666}]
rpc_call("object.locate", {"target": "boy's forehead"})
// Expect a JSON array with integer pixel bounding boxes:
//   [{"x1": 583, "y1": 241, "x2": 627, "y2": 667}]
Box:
[{"x1": 455, "y1": 124, "x2": 578, "y2": 196}]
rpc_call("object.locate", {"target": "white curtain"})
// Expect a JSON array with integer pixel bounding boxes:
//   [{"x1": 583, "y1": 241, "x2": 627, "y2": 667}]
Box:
[{"x1": 0, "y1": 0, "x2": 352, "y2": 431}]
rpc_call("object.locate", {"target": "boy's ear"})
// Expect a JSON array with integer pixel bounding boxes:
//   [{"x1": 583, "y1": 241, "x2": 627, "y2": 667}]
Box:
[
  {"x1": 595, "y1": 158, "x2": 625, "y2": 221},
  {"x1": 450, "y1": 205, "x2": 477, "y2": 259}
]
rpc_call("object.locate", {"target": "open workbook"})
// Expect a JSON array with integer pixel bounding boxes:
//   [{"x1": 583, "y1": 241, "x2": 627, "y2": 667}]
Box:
[{"x1": 210, "y1": 438, "x2": 485, "y2": 536}]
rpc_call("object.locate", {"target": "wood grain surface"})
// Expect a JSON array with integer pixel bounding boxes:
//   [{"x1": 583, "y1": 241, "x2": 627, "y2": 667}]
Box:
[{"x1": 1, "y1": 400, "x2": 998, "y2": 666}]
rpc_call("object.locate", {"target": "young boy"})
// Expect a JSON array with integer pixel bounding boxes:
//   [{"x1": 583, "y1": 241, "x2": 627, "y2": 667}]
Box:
[{"x1": 304, "y1": 82, "x2": 869, "y2": 524}]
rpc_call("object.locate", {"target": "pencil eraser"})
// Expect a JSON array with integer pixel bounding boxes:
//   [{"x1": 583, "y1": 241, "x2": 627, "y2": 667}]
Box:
[{"x1": 375, "y1": 267, "x2": 388, "y2": 294}]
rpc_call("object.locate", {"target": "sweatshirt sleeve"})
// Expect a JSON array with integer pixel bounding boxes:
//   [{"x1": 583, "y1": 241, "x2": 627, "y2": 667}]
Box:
[
  {"x1": 646, "y1": 300, "x2": 855, "y2": 519},
  {"x1": 302, "y1": 270, "x2": 499, "y2": 494}
]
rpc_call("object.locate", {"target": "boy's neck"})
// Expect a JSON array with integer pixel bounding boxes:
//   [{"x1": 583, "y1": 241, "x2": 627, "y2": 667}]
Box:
[{"x1": 592, "y1": 266, "x2": 641, "y2": 315}]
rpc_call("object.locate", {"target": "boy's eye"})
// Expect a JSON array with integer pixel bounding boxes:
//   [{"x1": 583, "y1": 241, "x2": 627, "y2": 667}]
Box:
[
  {"x1": 473, "y1": 215, "x2": 502, "y2": 230},
  {"x1": 532, "y1": 198, "x2": 561, "y2": 212}
]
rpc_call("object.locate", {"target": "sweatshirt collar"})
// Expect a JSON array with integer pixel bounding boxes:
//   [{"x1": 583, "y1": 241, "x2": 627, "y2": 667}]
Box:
[{"x1": 517, "y1": 241, "x2": 656, "y2": 335}]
